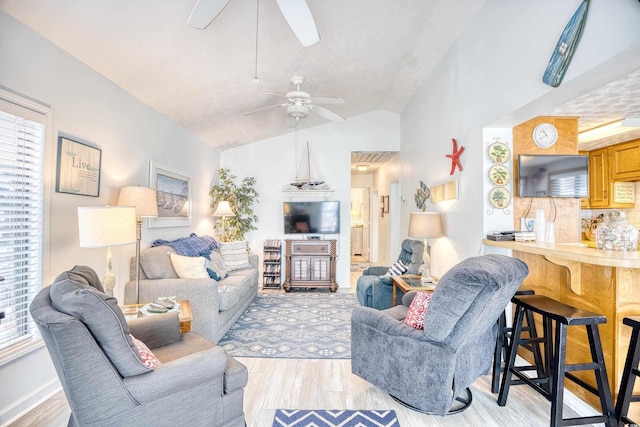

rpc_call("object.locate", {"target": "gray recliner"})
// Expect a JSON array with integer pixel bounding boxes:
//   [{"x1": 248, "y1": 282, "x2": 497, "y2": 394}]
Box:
[
  {"x1": 356, "y1": 239, "x2": 424, "y2": 309},
  {"x1": 351, "y1": 254, "x2": 528, "y2": 415},
  {"x1": 30, "y1": 265, "x2": 247, "y2": 427}
]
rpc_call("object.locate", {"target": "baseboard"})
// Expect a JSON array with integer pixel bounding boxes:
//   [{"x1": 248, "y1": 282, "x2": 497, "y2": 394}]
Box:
[{"x1": 0, "y1": 379, "x2": 61, "y2": 427}]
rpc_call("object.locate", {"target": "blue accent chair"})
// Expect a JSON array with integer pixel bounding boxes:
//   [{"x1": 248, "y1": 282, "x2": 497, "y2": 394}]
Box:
[{"x1": 356, "y1": 239, "x2": 424, "y2": 309}]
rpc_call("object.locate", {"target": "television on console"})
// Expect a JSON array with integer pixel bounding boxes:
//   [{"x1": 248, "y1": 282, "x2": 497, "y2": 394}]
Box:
[
  {"x1": 283, "y1": 201, "x2": 340, "y2": 234},
  {"x1": 517, "y1": 154, "x2": 589, "y2": 198}
]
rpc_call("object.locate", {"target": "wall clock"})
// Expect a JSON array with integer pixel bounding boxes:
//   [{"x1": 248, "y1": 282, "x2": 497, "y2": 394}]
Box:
[{"x1": 532, "y1": 123, "x2": 558, "y2": 148}]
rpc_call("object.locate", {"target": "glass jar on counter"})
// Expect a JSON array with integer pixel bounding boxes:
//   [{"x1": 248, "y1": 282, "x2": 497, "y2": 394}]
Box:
[{"x1": 595, "y1": 210, "x2": 639, "y2": 251}]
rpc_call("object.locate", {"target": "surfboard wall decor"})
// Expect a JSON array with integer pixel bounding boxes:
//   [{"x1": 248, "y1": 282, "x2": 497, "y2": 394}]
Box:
[{"x1": 542, "y1": 0, "x2": 590, "y2": 88}]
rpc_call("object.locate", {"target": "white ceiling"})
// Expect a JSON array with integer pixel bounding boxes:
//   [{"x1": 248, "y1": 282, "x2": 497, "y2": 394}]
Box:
[
  {"x1": 3, "y1": 1, "x2": 638, "y2": 155},
  {"x1": 0, "y1": 0, "x2": 486, "y2": 149}
]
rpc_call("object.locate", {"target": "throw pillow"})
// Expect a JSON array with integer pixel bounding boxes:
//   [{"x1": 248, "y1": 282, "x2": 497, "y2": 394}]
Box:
[
  {"x1": 219, "y1": 241, "x2": 251, "y2": 271},
  {"x1": 386, "y1": 260, "x2": 408, "y2": 276},
  {"x1": 130, "y1": 334, "x2": 161, "y2": 369},
  {"x1": 169, "y1": 253, "x2": 209, "y2": 279},
  {"x1": 139, "y1": 246, "x2": 179, "y2": 279},
  {"x1": 205, "y1": 250, "x2": 228, "y2": 280},
  {"x1": 404, "y1": 291, "x2": 433, "y2": 330}
]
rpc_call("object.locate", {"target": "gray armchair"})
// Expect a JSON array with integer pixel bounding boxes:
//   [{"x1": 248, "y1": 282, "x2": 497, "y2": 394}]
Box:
[
  {"x1": 351, "y1": 254, "x2": 528, "y2": 415},
  {"x1": 356, "y1": 239, "x2": 424, "y2": 309},
  {"x1": 30, "y1": 265, "x2": 246, "y2": 427}
]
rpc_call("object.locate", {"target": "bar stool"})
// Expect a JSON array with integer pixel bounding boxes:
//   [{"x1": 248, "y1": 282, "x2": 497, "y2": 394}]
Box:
[
  {"x1": 615, "y1": 316, "x2": 640, "y2": 426},
  {"x1": 491, "y1": 288, "x2": 543, "y2": 393},
  {"x1": 497, "y1": 294, "x2": 615, "y2": 427}
]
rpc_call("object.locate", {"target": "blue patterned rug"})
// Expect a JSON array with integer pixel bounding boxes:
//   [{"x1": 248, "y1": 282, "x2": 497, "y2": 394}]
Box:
[
  {"x1": 219, "y1": 292, "x2": 357, "y2": 359},
  {"x1": 273, "y1": 409, "x2": 400, "y2": 427}
]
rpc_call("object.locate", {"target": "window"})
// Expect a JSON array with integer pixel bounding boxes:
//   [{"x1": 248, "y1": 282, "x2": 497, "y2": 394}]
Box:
[{"x1": 0, "y1": 91, "x2": 49, "y2": 360}]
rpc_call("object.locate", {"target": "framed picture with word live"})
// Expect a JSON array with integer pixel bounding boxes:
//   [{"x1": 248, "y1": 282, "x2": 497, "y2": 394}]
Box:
[{"x1": 55, "y1": 136, "x2": 102, "y2": 197}]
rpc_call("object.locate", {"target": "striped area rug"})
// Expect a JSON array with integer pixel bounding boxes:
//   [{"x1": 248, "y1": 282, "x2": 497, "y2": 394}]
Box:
[{"x1": 272, "y1": 409, "x2": 400, "y2": 427}]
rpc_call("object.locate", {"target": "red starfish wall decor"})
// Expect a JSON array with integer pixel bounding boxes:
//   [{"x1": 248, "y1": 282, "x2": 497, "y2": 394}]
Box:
[{"x1": 446, "y1": 138, "x2": 464, "y2": 175}]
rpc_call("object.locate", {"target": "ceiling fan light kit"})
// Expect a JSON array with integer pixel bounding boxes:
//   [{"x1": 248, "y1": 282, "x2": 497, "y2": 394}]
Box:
[{"x1": 245, "y1": 75, "x2": 346, "y2": 125}]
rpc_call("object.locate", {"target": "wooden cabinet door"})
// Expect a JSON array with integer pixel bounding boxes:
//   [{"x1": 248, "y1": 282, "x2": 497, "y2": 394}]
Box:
[
  {"x1": 310, "y1": 257, "x2": 329, "y2": 281},
  {"x1": 610, "y1": 139, "x2": 640, "y2": 181},
  {"x1": 589, "y1": 148, "x2": 609, "y2": 207},
  {"x1": 291, "y1": 257, "x2": 310, "y2": 281}
]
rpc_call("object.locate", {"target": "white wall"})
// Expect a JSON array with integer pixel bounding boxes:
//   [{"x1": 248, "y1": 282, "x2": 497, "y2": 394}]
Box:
[
  {"x1": 220, "y1": 110, "x2": 400, "y2": 287},
  {"x1": 399, "y1": 0, "x2": 640, "y2": 277},
  {"x1": 0, "y1": 11, "x2": 220, "y2": 424}
]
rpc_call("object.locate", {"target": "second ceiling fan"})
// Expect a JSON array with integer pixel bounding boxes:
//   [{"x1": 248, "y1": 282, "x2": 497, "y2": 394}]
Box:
[
  {"x1": 188, "y1": 0, "x2": 320, "y2": 46},
  {"x1": 245, "y1": 76, "x2": 346, "y2": 128}
]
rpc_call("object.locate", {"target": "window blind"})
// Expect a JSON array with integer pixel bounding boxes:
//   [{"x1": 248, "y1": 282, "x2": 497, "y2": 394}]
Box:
[{"x1": 0, "y1": 99, "x2": 45, "y2": 351}]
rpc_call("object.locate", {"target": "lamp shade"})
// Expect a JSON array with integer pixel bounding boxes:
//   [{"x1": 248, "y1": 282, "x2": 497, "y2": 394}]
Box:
[
  {"x1": 78, "y1": 206, "x2": 136, "y2": 248},
  {"x1": 212, "y1": 201, "x2": 235, "y2": 217},
  {"x1": 117, "y1": 186, "x2": 158, "y2": 217},
  {"x1": 408, "y1": 212, "x2": 444, "y2": 239}
]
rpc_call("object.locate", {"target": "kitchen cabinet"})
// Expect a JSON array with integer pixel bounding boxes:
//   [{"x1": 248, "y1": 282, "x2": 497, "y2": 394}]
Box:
[
  {"x1": 588, "y1": 147, "x2": 634, "y2": 209},
  {"x1": 610, "y1": 139, "x2": 640, "y2": 181},
  {"x1": 284, "y1": 240, "x2": 337, "y2": 292}
]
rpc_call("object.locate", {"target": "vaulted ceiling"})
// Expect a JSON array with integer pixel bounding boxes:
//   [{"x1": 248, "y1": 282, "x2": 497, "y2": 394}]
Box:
[
  {"x1": 0, "y1": 0, "x2": 486, "y2": 149},
  {"x1": 3, "y1": 1, "x2": 638, "y2": 155}
]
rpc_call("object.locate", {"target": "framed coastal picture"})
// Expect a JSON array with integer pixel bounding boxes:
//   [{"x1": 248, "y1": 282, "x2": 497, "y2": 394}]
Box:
[
  {"x1": 55, "y1": 136, "x2": 102, "y2": 197},
  {"x1": 148, "y1": 161, "x2": 191, "y2": 228}
]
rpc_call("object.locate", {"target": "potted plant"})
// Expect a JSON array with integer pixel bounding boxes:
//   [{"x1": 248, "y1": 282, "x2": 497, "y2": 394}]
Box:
[{"x1": 209, "y1": 168, "x2": 259, "y2": 241}]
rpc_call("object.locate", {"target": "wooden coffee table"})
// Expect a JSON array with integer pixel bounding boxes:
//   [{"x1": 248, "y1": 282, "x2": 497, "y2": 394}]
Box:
[
  {"x1": 391, "y1": 275, "x2": 437, "y2": 306},
  {"x1": 121, "y1": 300, "x2": 193, "y2": 334}
]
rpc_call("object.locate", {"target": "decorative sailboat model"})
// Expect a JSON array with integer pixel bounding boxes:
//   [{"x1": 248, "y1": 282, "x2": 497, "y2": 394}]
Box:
[{"x1": 290, "y1": 141, "x2": 326, "y2": 190}]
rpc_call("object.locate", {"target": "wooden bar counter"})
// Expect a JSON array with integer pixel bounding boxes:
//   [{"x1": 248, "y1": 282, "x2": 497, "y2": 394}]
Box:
[{"x1": 484, "y1": 239, "x2": 640, "y2": 415}]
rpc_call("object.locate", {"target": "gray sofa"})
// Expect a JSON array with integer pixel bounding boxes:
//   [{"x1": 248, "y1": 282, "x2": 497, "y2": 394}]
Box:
[
  {"x1": 31, "y1": 265, "x2": 246, "y2": 427},
  {"x1": 124, "y1": 245, "x2": 259, "y2": 344}
]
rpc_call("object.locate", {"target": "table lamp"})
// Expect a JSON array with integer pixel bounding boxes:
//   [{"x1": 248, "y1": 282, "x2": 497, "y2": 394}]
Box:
[
  {"x1": 212, "y1": 201, "x2": 235, "y2": 242},
  {"x1": 408, "y1": 212, "x2": 444, "y2": 284},
  {"x1": 117, "y1": 186, "x2": 159, "y2": 303},
  {"x1": 77, "y1": 206, "x2": 136, "y2": 297}
]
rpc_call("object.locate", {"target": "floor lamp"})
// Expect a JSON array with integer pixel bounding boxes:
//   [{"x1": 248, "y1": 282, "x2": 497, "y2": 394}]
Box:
[
  {"x1": 212, "y1": 201, "x2": 235, "y2": 242},
  {"x1": 408, "y1": 212, "x2": 444, "y2": 284},
  {"x1": 117, "y1": 186, "x2": 158, "y2": 304},
  {"x1": 77, "y1": 206, "x2": 136, "y2": 297}
]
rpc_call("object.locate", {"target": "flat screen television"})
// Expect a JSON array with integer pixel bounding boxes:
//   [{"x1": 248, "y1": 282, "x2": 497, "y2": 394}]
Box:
[
  {"x1": 283, "y1": 201, "x2": 340, "y2": 234},
  {"x1": 518, "y1": 154, "x2": 589, "y2": 198}
]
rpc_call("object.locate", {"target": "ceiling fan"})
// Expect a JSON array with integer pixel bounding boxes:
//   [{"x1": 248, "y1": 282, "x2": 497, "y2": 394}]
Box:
[
  {"x1": 188, "y1": 0, "x2": 320, "y2": 46},
  {"x1": 244, "y1": 76, "x2": 346, "y2": 127}
]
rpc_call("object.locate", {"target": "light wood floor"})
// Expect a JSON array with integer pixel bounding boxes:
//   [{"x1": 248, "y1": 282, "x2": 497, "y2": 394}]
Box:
[
  {"x1": 11, "y1": 359, "x2": 598, "y2": 427},
  {"x1": 11, "y1": 276, "x2": 601, "y2": 426}
]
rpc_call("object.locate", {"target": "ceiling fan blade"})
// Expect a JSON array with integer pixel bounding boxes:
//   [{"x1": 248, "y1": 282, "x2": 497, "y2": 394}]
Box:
[
  {"x1": 311, "y1": 106, "x2": 345, "y2": 122},
  {"x1": 187, "y1": 0, "x2": 230, "y2": 30},
  {"x1": 310, "y1": 96, "x2": 345, "y2": 105},
  {"x1": 275, "y1": 0, "x2": 320, "y2": 46},
  {"x1": 264, "y1": 92, "x2": 290, "y2": 99},
  {"x1": 244, "y1": 104, "x2": 285, "y2": 116}
]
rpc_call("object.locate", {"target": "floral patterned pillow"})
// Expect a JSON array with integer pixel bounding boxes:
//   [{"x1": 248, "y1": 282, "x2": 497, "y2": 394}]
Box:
[
  {"x1": 403, "y1": 291, "x2": 433, "y2": 330},
  {"x1": 130, "y1": 334, "x2": 161, "y2": 369}
]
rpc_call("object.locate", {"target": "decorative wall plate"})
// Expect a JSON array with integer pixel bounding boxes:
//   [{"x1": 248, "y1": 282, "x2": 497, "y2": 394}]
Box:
[
  {"x1": 488, "y1": 142, "x2": 511, "y2": 164},
  {"x1": 489, "y1": 187, "x2": 511, "y2": 209},
  {"x1": 489, "y1": 165, "x2": 511, "y2": 186}
]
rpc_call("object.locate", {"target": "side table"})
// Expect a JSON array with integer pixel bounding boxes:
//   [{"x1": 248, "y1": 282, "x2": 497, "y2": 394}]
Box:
[
  {"x1": 121, "y1": 300, "x2": 193, "y2": 334},
  {"x1": 391, "y1": 275, "x2": 437, "y2": 306}
]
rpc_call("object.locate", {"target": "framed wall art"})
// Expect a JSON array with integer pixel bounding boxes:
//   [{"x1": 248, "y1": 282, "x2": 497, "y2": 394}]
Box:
[
  {"x1": 55, "y1": 136, "x2": 102, "y2": 197},
  {"x1": 383, "y1": 195, "x2": 389, "y2": 213},
  {"x1": 148, "y1": 161, "x2": 191, "y2": 228}
]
